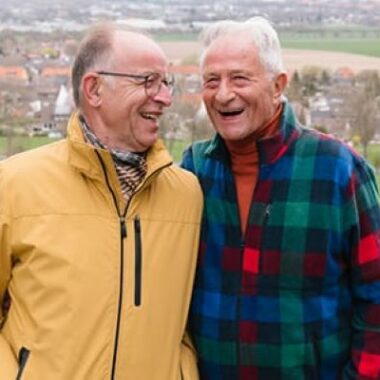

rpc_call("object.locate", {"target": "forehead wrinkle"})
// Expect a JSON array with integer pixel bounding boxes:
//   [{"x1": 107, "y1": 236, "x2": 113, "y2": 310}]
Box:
[{"x1": 203, "y1": 32, "x2": 256, "y2": 56}]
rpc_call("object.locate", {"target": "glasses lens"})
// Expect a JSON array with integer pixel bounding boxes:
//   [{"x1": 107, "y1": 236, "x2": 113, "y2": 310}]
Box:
[
  {"x1": 166, "y1": 74, "x2": 175, "y2": 95},
  {"x1": 145, "y1": 73, "x2": 175, "y2": 98},
  {"x1": 145, "y1": 73, "x2": 160, "y2": 98}
]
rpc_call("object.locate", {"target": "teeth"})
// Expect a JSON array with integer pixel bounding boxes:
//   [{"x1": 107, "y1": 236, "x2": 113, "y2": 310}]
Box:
[
  {"x1": 142, "y1": 113, "x2": 158, "y2": 120},
  {"x1": 220, "y1": 109, "x2": 243, "y2": 116}
]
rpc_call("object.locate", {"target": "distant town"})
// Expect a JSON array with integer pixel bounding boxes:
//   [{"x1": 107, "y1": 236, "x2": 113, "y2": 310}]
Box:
[
  {"x1": 1, "y1": 0, "x2": 380, "y2": 33},
  {"x1": 0, "y1": 0, "x2": 380, "y2": 163}
]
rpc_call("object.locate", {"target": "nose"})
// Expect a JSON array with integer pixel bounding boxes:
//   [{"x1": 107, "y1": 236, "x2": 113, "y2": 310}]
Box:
[
  {"x1": 215, "y1": 80, "x2": 235, "y2": 104},
  {"x1": 152, "y1": 83, "x2": 172, "y2": 107}
]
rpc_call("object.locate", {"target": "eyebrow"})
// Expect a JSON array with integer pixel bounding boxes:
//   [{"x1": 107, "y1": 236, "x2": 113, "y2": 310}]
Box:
[{"x1": 203, "y1": 69, "x2": 254, "y2": 77}]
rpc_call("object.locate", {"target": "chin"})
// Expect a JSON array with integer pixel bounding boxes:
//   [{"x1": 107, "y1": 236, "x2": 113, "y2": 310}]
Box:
[
  {"x1": 218, "y1": 129, "x2": 245, "y2": 141},
  {"x1": 225, "y1": 135, "x2": 245, "y2": 141},
  {"x1": 143, "y1": 136, "x2": 158, "y2": 149}
]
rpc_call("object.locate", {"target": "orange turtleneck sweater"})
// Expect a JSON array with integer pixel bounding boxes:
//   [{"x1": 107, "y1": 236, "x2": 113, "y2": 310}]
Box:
[{"x1": 225, "y1": 104, "x2": 283, "y2": 235}]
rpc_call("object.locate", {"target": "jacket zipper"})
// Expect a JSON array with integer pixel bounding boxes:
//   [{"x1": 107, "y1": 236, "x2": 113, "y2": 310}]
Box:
[
  {"x1": 96, "y1": 151, "x2": 171, "y2": 379},
  {"x1": 310, "y1": 332, "x2": 321, "y2": 380},
  {"x1": 263, "y1": 203, "x2": 271, "y2": 225},
  {"x1": 238, "y1": 196, "x2": 271, "y2": 375},
  {"x1": 16, "y1": 347, "x2": 30, "y2": 380},
  {"x1": 95, "y1": 152, "x2": 126, "y2": 380},
  {"x1": 234, "y1": 169, "x2": 244, "y2": 375},
  {"x1": 134, "y1": 216, "x2": 142, "y2": 306},
  {"x1": 237, "y1": 240, "x2": 244, "y2": 375}
]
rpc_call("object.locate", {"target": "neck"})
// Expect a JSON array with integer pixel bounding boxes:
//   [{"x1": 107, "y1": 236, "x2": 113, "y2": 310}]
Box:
[
  {"x1": 225, "y1": 103, "x2": 283, "y2": 151},
  {"x1": 80, "y1": 113, "x2": 132, "y2": 152}
]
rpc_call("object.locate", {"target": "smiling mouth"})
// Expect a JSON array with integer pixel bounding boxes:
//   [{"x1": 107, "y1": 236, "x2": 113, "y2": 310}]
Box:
[
  {"x1": 218, "y1": 109, "x2": 244, "y2": 117},
  {"x1": 141, "y1": 113, "x2": 160, "y2": 121}
]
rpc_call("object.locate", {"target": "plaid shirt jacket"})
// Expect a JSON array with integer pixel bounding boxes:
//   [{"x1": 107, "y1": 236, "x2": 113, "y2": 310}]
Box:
[{"x1": 181, "y1": 102, "x2": 380, "y2": 379}]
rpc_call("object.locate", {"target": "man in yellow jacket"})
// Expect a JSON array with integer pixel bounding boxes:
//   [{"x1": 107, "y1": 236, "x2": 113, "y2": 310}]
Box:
[{"x1": 0, "y1": 23, "x2": 202, "y2": 379}]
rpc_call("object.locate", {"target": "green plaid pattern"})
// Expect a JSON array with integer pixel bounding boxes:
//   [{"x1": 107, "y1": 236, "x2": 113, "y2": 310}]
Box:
[{"x1": 181, "y1": 102, "x2": 380, "y2": 379}]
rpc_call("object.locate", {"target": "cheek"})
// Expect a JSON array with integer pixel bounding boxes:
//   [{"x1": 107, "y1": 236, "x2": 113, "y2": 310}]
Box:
[
  {"x1": 255, "y1": 93, "x2": 272, "y2": 108},
  {"x1": 202, "y1": 89, "x2": 214, "y2": 105}
]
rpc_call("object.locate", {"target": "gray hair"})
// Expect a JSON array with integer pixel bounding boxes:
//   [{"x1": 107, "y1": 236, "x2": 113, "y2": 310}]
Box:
[{"x1": 200, "y1": 17, "x2": 285, "y2": 76}]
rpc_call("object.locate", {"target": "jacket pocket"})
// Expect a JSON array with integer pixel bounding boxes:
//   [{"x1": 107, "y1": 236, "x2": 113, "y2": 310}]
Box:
[
  {"x1": 16, "y1": 347, "x2": 30, "y2": 380},
  {"x1": 134, "y1": 216, "x2": 142, "y2": 307}
]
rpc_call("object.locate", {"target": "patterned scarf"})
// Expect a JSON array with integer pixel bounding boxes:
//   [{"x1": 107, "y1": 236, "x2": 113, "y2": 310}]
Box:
[{"x1": 79, "y1": 116, "x2": 147, "y2": 201}]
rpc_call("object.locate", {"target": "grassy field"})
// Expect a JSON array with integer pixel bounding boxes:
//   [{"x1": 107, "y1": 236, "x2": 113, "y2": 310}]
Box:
[
  {"x1": 0, "y1": 136, "x2": 58, "y2": 157},
  {"x1": 155, "y1": 31, "x2": 380, "y2": 58},
  {"x1": 155, "y1": 32, "x2": 198, "y2": 42},
  {"x1": 0, "y1": 136, "x2": 188, "y2": 160},
  {"x1": 358, "y1": 144, "x2": 380, "y2": 185},
  {"x1": 167, "y1": 140, "x2": 380, "y2": 187},
  {"x1": 2, "y1": 135, "x2": 380, "y2": 163},
  {"x1": 2, "y1": 136, "x2": 380, "y2": 186},
  {"x1": 280, "y1": 36, "x2": 380, "y2": 57}
]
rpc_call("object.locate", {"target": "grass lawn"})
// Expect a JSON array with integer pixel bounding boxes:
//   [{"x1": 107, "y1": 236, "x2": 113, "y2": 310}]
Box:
[
  {"x1": 360, "y1": 143, "x2": 380, "y2": 186},
  {"x1": 0, "y1": 136, "x2": 60, "y2": 156},
  {"x1": 280, "y1": 36, "x2": 380, "y2": 58},
  {"x1": 167, "y1": 140, "x2": 380, "y2": 188},
  {"x1": 0, "y1": 136, "x2": 190, "y2": 162},
  {"x1": 2, "y1": 136, "x2": 380, "y2": 187},
  {"x1": 165, "y1": 139, "x2": 191, "y2": 163},
  {"x1": 154, "y1": 31, "x2": 380, "y2": 58}
]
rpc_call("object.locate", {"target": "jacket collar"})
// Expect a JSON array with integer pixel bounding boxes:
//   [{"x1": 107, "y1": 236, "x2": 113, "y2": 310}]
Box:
[
  {"x1": 205, "y1": 101, "x2": 302, "y2": 166},
  {"x1": 66, "y1": 112, "x2": 173, "y2": 180}
]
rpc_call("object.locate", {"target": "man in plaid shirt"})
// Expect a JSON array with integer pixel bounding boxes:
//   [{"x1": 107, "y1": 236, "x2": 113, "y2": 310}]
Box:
[{"x1": 182, "y1": 17, "x2": 380, "y2": 379}]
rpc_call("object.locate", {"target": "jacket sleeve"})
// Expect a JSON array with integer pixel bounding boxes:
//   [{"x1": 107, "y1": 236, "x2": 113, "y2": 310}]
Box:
[
  {"x1": 0, "y1": 165, "x2": 18, "y2": 378},
  {"x1": 180, "y1": 147, "x2": 200, "y2": 379},
  {"x1": 180, "y1": 331, "x2": 199, "y2": 380},
  {"x1": 343, "y1": 159, "x2": 380, "y2": 379}
]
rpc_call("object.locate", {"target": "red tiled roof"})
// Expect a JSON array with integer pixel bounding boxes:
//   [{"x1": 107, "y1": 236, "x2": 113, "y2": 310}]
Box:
[
  {"x1": 335, "y1": 66, "x2": 354, "y2": 78},
  {"x1": 41, "y1": 67, "x2": 71, "y2": 77},
  {"x1": 0, "y1": 66, "x2": 28, "y2": 80}
]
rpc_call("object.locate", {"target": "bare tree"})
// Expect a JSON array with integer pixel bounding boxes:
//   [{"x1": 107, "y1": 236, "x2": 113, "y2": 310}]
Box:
[
  {"x1": 286, "y1": 70, "x2": 304, "y2": 105},
  {"x1": 344, "y1": 70, "x2": 380, "y2": 157},
  {"x1": 190, "y1": 103, "x2": 214, "y2": 142}
]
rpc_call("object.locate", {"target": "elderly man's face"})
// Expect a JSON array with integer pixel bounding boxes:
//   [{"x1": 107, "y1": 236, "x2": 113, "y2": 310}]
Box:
[
  {"x1": 97, "y1": 33, "x2": 172, "y2": 152},
  {"x1": 201, "y1": 33, "x2": 284, "y2": 141}
]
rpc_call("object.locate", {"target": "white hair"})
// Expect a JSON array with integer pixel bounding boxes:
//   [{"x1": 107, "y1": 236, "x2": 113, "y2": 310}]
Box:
[{"x1": 200, "y1": 17, "x2": 285, "y2": 76}]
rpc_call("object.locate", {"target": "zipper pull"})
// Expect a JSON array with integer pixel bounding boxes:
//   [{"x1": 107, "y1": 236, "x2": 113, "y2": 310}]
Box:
[
  {"x1": 264, "y1": 204, "x2": 271, "y2": 222},
  {"x1": 120, "y1": 218, "x2": 127, "y2": 239},
  {"x1": 134, "y1": 215, "x2": 142, "y2": 306},
  {"x1": 16, "y1": 347, "x2": 30, "y2": 380},
  {"x1": 134, "y1": 215, "x2": 141, "y2": 233}
]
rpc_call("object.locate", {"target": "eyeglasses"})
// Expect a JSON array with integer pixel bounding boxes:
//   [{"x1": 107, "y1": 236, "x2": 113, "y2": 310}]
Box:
[{"x1": 96, "y1": 70, "x2": 175, "y2": 98}]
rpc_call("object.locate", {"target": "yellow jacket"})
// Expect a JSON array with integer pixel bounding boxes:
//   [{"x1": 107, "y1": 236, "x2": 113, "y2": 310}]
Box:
[{"x1": 0, "y1": 113, "x2": 202, "y2": 380}]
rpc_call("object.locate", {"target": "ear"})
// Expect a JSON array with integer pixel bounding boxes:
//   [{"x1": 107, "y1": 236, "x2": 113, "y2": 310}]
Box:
[
  {"x1": 82, "y1": 73, "x2": 102, "y2": 108},
  {"x1": 273, "y1": 72, "x2": 288, "y2": 102}
]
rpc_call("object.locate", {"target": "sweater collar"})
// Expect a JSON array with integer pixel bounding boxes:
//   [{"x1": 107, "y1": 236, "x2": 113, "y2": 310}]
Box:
[
  {"x1": 66, "y1": 112, "x2": 173, "y2": 180},
  {"x1": 223, "y1": 103, "x2": 283, "y2": 162}
]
